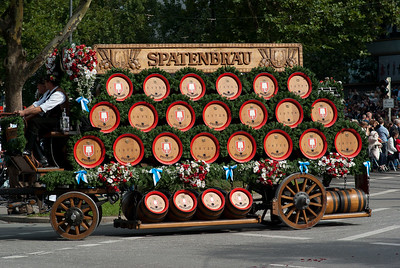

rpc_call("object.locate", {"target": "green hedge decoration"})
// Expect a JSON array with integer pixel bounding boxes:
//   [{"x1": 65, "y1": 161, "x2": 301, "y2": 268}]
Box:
[{"x1": 0, "y1": 116, "x2": 26, "y2": 154}]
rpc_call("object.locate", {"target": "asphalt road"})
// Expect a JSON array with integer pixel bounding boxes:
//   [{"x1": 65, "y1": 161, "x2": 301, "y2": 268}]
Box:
[{"x1": 0, "y1": 171, "x2": 399, "y2": 268}]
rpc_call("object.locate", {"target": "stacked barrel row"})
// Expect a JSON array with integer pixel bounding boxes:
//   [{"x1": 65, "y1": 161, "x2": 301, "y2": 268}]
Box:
[
  {"x1": 325, "y1": 188, "x2": 367, "y2": 214},
  {"x1": 73, "y1": 69, "x2": 362, "y2": 168},
  {"x1": 122, "y1": 187, "x2": 253, "y2": 223}
]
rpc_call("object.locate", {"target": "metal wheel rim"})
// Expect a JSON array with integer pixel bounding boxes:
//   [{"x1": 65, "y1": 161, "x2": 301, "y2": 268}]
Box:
[
  {"x1": 50, "y1": 191, "x2": 99, "y2": 240},
  {"x1": 276, "y1": 173, "x2": 326, "y2": 229}
]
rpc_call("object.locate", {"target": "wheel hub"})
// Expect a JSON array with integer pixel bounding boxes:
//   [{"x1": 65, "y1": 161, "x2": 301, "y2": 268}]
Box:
[
  {"x1": 65, "y1": 207, "x2": 84, "y2": 226},
  {"x1": 293, "y1": 192, "x2": 310, "y2": 210}
]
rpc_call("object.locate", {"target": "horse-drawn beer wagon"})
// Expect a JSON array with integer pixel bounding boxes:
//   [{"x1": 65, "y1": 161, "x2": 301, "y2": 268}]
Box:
[{"x1": 0, "y1": 43, "x2": 371, "y2": 240}]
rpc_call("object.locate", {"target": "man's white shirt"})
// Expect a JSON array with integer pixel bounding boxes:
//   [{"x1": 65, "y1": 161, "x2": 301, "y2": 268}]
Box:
[{"x1": 32, "y1": 86, "x2": 66, "y2": 115}]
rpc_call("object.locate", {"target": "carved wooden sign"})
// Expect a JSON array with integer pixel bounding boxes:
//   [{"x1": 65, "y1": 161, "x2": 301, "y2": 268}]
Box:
[{"x1": 93, "y1": 43, "x2": 303, "y2": 74}]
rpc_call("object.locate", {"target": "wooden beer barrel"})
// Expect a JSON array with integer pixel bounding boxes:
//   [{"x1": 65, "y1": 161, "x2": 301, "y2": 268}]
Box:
[
  {"x1": 143, "y1": 73, "x2": 170, "y2": 101},
  {"x1": 152, "y1": 132, "x2": 183, "y2": 165},
  {"x1": 121, "y1": 190, "x2": 143, "y2": 220},
  {"x1": 179, "y1": 73, "x2": 206, "y2": 101},
  {"x1": 190, "y1": 132, "x2": 220, "y2": 163},
  {"x1": 311, "y1": 98, "x2": 338, "y2": 127},
  {"x1": 223, "y1": 188, "x2": 253, "y2": 219},
  {"x1": 337, "y1": 188, "x2": 367, "y2": 213},
  {"x1": 90, "y1": 101, "x2": 120, "y2": 133},
  {"x1": 106, "y1": 73, "x2": 133, "y2": 101},
  {"x1": 299, "y1": 129, "x2": 327, "y2": 159},
  {"x1": 137, "y1": 191, "x2": 169, "y2": 223},
  {"x1": 196, "y1": 188, "x2": 225, "y2": 220},
  {"x1": 253, "y1": 72, "x2": 278, "y2": 100},
  {"x1": 166, "y1": 101, "x2": 196, "y2": 132},
  {"x1": 113, "y1": 134, "x2": 144, "y2": 166},
  {"x1": 263, "y1": 129, "x2": 293, "y2": 161},
  {"x1": 334, "y1": 128, "x2": 362, "y2": 158},
  {"x1": 216, "y1": 73, "x2": 242, "y2": 100},
  {"x1": 287, "y1": 72, "x2": 312, "y2": 98},
  {"x1": 239, "y1": 100, "x2": 268, "y2": 129},
  {"x1": 73, "y1": 136, "x2": 106, "y2": 168},
  {"x1": 325, "y1": 190, "x2": 340, "y2": 214},
  {"x1": 128, "y1": 102, "x2": 158, "y2": 132},
  {"x1": 275, "y1": 98, "x2": 303, "y2": 128},
  {"x1": 202, "y1": 101, "x2": 232, "y2": 131},
  {"x1": 227, "y1": 131, "x2": 256, "y2": 163},
  {"x1": 167, "y1": 189, "x2": 198, "y2": 221}
]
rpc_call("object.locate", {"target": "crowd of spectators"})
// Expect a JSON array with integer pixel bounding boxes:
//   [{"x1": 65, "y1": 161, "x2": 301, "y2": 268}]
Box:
[{"x1": 344, "y1": 83, "x2": 400, "y2": 172}]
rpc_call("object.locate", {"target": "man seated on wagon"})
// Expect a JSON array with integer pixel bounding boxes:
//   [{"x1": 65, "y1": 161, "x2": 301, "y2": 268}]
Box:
[{"x1": 15, "y1": 75, "x2": 69, "y2": 167}]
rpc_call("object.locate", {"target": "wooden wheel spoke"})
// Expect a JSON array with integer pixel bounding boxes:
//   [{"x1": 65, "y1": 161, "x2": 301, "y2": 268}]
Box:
[
  {"x1": 55, "y1": 212, "x2": 65, "y2": 217},
  {"x1": 69, "y1": 198, "x2": 75, "y2": 208},
  {"x1": 75, "y1": 226, "x2": 80, "y2": 235},
  {"x1": 306, "y1": 207, "x2": 317, "y2": 217},
  {"x1": 286, "y1": 207, "x2": 296, "y2": 218},
  {"x1": 84, "y1": 215, "x2": 93, "y2": 221},
  {"x1": 284, "y1": 185, "x2": 296, "y2": 196},
  {"x1": 282, "y1": 202, "x2": 294, "y2": 209},
  {"x1": 77, "y1": 199, "x2": 83, "y2": 209},
  {"x1": 302, "y1": 210, "x2": 308, "y2": 224},
  {"x1": 81, "y1": 222, "x2": 89, "y2": 230},
  {"x1": 306, "y1": 183, "x2": 317, "y2": 194},
  {"x1": 301, "y1": 178, "x2": 308, "y2": 192},
  {"x1": 309, "y1": 192, "x2": 322, "y2": 199},
  {"x1": 295, "y1": 211, "x2": 300, "y2": 224},
  {"x1": 281, "y1": 195, "x2": 294, "y2": 201},
  {"x1": 294, "y1": 179, "x2": 300, "y2": 193},
  {"x1": 309, "y1": 201, "x2": 323, "y2": 207},
  {"x1": 57, "y1": 220, "x2": 66, "y2": 227},
  {"x1": 65, "y1": 224, "x2": 71, "y2": 234},
  {"x1": 60, "y1": 203, "x2": 69, "y2": 211},
  {"x1": 81, "y1": 207, "x2": 91, "y2": 214}
]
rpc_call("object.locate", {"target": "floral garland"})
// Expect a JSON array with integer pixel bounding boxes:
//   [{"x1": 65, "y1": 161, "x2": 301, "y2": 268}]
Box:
[
  {"x1": 94, "y1": 161, "x2": 134, "y2": 192},
  {"x1": 176, "y1": 160, "x2": 210, "y2": 188},
  {"x1": 45, "y1": 48, "x2": 59, "y2": 81},
  {"x1": 252, "y1": 159, "x2": 288, "y2": 186},
  {"x1": 317, "y1": 152, "x2": 355, "y2": 178},
  {"x1": 62, "y1": 44, "x2": 97, "y2": 100}
]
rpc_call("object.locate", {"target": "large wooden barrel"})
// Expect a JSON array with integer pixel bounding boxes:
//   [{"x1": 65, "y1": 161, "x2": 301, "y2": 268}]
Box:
[
  {"x1": 263, "y1": 129, "x2": 293, "y2": 161},
  {"x1": 325, "y1": 190, "x2": 340, "y2": 214},
  {"x1": 337, "y1": 188, "x2": 367, "y2": 213},
  {"x1": 227, "y1": 131, "x2": 256, "y2": 163},
  {"x1": 253, "y1": 72, "x2": 278, "y2": 100},
  {"x1": 152, "y1": 132, "x2": 183, "y2": 165},
  {"x1": 167, "y1": 190, "x2": 198, "y2": 221},
  {"x1": 73, "y1": 136, "x2": 105, "y2": 168},
  {"x1": 121, "y1": 191, "x2": 143, "y2": 220},
  {"x1": 287, "y1": 72, "x2": 312, "y2": 98},
  {"x1": 223, "y1": 188, "x2": 253, "y2": 219},
  {"x1": 90, "y1": 101, "x2": 120, "y2": 133},
  {"x1": 113, "y1": 134, "x2": 144, "y2": 166},
  {"x1": 334, "y1": 128, "x2": 362, "y2": 158},
  {"x1": 196, "y1": 188, "x2": 225, "y2": 220},
  {"x1": 179, "y1": 73, "x2": 206, "y2": 101},
  {"x1": 137, "y1": 191, "x2": 169, "y2": 223},
  {"x1": 239, "y1": 100, "x2": 268, "y2": 129},
  {"x1": 275, "y1": 98, "x2": 303, "y2": 128},
  {"x1": 190, "y1": 132, "x2": 220, "y2": 163},
  {"x1": 143, "y1": 73, "x2": 170, "y2": 101},
  {"x1": 216, "y1": 72, "x2": 242, "y2": 100},
  {"x1": 311, "y1": 98, "x2": 338, "y2": 127},
  {"x1": 202, "y1": 101, "x2": 232, "y2": 131},
  {"x1": 128, "y1": 102, "x2": 158, "y2": 132},
  {"x1": 106, "y1": 73, "x2": 133, "y2": 101},
  {"x1": 299, "y1": 129, "x2": 327, "y2": 159},
  {"x1": 166, "y1": 101, "x2": 196, "y2": 131}
]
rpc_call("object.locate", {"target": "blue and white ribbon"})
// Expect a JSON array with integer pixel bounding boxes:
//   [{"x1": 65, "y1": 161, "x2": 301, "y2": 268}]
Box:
[
  {"x1": 298, "y1": 161, "x2": 310, "y2": 174},
  {"x1": 76, "y1": 96, "x2": 90, "y2": 112},
  {"x1": 75, "y1": 170, "x2": 88, "y2": 184},
  {"x1": 223, "y1": 165, "x2": 237, "y2": 181},
  {"x1": 363, "y1": 161, "x2": 371, "y2": 177},
  {"x1": 150, "y1": 168, "x2": 163, "y2": 186}
]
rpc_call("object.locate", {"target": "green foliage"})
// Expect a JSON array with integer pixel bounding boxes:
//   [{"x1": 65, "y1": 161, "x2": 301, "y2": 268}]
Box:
[{"x1": 0, "y1": 116, "x2": 26, "y2": 154}]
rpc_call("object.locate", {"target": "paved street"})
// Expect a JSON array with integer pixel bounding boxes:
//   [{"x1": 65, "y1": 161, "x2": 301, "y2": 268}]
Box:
[{"x1": 0, "y1": 171, "x2": 399, "y2": 268}]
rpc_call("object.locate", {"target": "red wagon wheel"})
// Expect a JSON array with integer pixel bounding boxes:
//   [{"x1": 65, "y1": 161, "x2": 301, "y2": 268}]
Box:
[
  {"x1": 275, "y1": 173, "x2": 326, "y2": 229},
  {"x1": 50, "y1": 192, "x2": 99, "y2": 240}
]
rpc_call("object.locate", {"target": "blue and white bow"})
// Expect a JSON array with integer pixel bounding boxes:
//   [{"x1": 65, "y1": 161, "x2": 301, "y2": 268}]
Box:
[
  {"x1": 363, "y1": 161, "x2": 371, "y2": 177},
  {"x1": 298, "y1": 161, "x2": 310, "y2": 174},
  {"x1": 224, "y1": 165, "x2": 237, "y2": 181},
  {"x1": 150, "y1": 168, "x2": 163, "y2": 186},
  {"x1": 76, "y1": 96, "x2": 90, "y2": 112},
  {"x1": 75, "y1": 170, "x2": 88, "y2": 184}
]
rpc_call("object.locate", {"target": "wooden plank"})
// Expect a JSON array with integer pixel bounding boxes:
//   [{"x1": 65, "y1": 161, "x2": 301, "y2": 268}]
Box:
[{"x1": 321, "y1": 210, "x2": 372, "y2": 220}]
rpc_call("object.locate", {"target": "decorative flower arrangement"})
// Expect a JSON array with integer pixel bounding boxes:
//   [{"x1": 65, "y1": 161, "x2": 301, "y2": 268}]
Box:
[
  {"x1": 62, "y1": 43, "x2": 97, "y2": 100},
  {"x1": 176, "y1": 160, "x2": 210, "y2": 188},
  {"x1": 95, "y1": 161, "x2": 134, "y2": 192},
  {"x1": 252, "y1": 159, "x2": 287, "y2": 186},
  {"x1": 318, "y1": 77, "x2": 343, "y2": 90},
  {"x1": 317, "y1": 152, "x2": 355, "y2": 186},
  {"x1": 45, "y1": 48, "x2": 59, "y2": 81}
]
